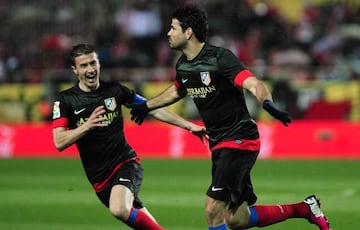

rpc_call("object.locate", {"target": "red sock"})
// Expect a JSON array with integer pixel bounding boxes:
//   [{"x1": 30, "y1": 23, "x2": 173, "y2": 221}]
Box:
[
  {"x1": 252, "y1": 201, "x2": 310, "y2": 227},
  {"x1": 126, "y1": 208, "x2": 164, "y2": 230}
]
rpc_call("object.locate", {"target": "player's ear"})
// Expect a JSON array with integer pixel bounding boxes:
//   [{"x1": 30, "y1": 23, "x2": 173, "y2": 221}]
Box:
[
  {"x1": 71, "y1": 65, "x2": 78, "y2": 75},
  {"x1": 185, "y1": 27, "x2": 193, "y2": 40}
]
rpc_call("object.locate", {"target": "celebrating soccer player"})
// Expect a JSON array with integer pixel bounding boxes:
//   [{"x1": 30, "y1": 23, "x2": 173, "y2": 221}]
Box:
[
  {"x1": 52, "y1": 43, "x2": 206, "y2": 230},
  {"x1": 130, "y1": 5, "x2": 330, "y2": 230}
]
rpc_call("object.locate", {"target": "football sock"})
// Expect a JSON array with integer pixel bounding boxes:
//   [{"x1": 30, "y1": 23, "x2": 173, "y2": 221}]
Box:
[
  {"x1": 247, "y1": 201, "x2": 309, "y2": 227},
  {"x1": 209, "y1": 223, "x2": 228, "y2": 230},
  {"x1": 126, "y1": 207, "x2": 164, "y2": 230}
]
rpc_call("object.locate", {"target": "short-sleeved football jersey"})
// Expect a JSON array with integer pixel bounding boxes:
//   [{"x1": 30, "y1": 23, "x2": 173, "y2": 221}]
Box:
[
  {"x1": 52, "y1": 81, "x2": 137, "y2": 185},
  {"x1": 175, "y1": 44, "x2": 259, "y2": 148}
]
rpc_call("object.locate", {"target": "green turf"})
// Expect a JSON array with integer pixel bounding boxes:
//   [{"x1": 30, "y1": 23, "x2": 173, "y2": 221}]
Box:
[{"x1": 0, "y1": 158, "x2": 358, "y2": 229}]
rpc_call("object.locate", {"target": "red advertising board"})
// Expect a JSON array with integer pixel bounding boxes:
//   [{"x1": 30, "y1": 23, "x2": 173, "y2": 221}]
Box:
[{"x1": 0, "y1": 121, "x2": 359, "y2": 159}]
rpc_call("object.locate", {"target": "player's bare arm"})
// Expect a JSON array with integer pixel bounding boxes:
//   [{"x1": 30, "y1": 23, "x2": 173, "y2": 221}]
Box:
[
  {"x1": 53, "y1": 105, "x2": 108, "y2": 151},
  {"x1": 149, "y1": 108, "x2": 203, "y2": 131},
  {"x1": 149, "y1": 108, "x2": 207, "y2": 143},
  {"x1": 146, "y1": 84, "x2": 182, "y2": 110},
  {"x1": 130, "y1": 84, "x2": 184, "y2": 125},
  {"x1": 242, "y1": 76, "x2": 272, "y2": 103},
  {"x1": 242, "y1": 76, "x2": 291, "y2": 126}
]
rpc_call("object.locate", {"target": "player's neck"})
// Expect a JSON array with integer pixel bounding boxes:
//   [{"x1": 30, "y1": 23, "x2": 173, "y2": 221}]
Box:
[
  {"x1": 184, "y1": 42, "x2": 205, "y2": 61},
  {"x1": 78, "y1": 81, "x2": 100, "y2": 92}
]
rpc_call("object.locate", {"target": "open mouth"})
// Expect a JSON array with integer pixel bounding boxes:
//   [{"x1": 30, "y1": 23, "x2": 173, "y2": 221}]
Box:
[{"x1": 86, "y1": 72, "x2": 96, "y2": 80}]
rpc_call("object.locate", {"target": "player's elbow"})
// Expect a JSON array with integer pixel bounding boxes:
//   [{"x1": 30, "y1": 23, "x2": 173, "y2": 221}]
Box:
[
  {"x1": 53, "y1": 139, "x2": 68, "y2": 152},
  {"x1": 53, "y1": 128, "x2": 69, "y2": 152},
  {"x1": 54, "y1": 143, "x2": 66, "y2": 152}
]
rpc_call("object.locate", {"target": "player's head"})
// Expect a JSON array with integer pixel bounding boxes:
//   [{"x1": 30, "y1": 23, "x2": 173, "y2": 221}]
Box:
[
  {"x1": 70, "y1": 44, "x2": 101, "y2": 92},
  {"x1": 171, "y1": 5, "x2": 208, "y2": 43},
  {"x1": 70, "y1": 44, "x2": 97, "y2": 67}
]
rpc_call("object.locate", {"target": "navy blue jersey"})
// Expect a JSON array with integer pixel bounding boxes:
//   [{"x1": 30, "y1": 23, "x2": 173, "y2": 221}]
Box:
[
  {"x1": 175, "y1": 44, "x2": 259, "y2": 148},
  {"x1": 53, "y1": 81, "x2": 137, "y2": 185}
]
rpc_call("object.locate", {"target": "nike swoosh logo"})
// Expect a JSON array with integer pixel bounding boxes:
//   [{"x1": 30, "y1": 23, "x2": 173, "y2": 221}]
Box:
[
  {"x1": 119, "y1": 178, "x2": 131, "y2": 182},
  {"x1": 74, "y1": 108, "x2": 86, "y2": 115},
  {"x1": 182, "y1": 78, "x2": 188, "y2": 83},
  {"x1": 211, "y1": 186, "x2": 224, "y2": 192}
]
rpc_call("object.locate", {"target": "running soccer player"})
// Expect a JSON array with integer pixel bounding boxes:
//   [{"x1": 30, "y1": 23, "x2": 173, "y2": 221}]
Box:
[
  {"x1": 52, "y1": 43, "x2": 206, "y2": 230},
  {"x1": 130, "y1": 5, "x2": 330, "y2": 230}
]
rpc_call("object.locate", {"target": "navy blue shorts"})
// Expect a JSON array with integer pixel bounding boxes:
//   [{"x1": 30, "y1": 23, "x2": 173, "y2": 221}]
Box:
[
  {"x1": 96, "y1": 160, "x2": 144, "y2": 208},
  {"x1": 207, "y1": 148, "x2": 259, "y2": 208}
]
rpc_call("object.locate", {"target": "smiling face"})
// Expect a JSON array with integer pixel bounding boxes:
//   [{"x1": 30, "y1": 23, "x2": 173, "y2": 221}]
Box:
[
  {"x1": 167, "y1": 18, "x2": 189, "y2": 50},
  {"x1": 72, "y1": 52, "x2": 100, "y2": 92}
]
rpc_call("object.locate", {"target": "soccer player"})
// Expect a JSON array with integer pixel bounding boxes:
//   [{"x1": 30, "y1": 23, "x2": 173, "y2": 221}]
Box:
[
  {"x1": 52, "y1": 43, "x2": 206, "y2": 230},
  {"x1": 130, "y1": 5, "x2": 330, "y2": 230}
]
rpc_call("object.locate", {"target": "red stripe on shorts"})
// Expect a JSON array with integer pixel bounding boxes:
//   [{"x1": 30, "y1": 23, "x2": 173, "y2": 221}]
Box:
[
  {"x1": 211, "y1": 139, "x2": 260, "y2": 152},
  {"x1": 93, "y1": 157, "x2": 140, "y2": 193}
]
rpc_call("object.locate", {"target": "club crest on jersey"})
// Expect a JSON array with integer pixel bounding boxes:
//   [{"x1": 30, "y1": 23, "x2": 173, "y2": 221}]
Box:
[
  {"x1": 104, "y1": 97, "x2": 117, "y2": 111},
  {"x1": 200, "y1": 72, "x2": 211, "y2": 86}
]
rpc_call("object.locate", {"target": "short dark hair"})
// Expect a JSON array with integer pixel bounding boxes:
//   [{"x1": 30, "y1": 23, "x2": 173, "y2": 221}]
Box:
[
  {"x1": 172, "y1": 5, "x2": 208, "y2": 43},
  {"x1": 69, "y1": 44, "x2": 96, "y2": 66}
]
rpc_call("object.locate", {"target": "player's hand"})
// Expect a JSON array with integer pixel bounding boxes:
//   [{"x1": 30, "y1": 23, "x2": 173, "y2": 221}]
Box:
[
  {"x1": 85, "y1": 105, "x2": 108, "y2": 130},
  {"x1": 129, "y1": 102, "x2": 150, "y2": 125},
  {"x1": 263, "y1": 100, "x2": 291, "y2": 126},
  {"x1": 190, "y1": 126, "x2": 209, "y2": 145}
]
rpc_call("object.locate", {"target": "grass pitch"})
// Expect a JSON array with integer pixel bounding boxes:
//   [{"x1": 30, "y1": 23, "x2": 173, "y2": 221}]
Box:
[{"x1": 0, "y1": 158, "x2": 358, "y2": 229}]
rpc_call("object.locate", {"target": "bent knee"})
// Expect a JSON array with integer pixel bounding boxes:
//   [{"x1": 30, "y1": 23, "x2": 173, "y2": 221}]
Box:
[
  {"x1": 109, "y1": 205, "x2": 131, "y2": 221},
  {"x1": 225, "y1": 216, "x2": 250, "y2": 229},
  {"x1": 225, "y1": 207, "x2": 251, "y2": 229}
]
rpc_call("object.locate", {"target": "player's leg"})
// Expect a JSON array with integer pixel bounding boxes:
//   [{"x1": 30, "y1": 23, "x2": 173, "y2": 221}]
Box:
[
  {"x1": 224, "y1": 201, "x2": 251, "y2": 229},
  {"x1": 133, "y1": 194, "x2": 159, "y2": 223},
  {"x1": 229, "y1": 200, "x2": 310, "y2": 228},
  {"x1": 109, "y1": 184, "x2": 134, "y2": 221},
  {"x1": 107, "y1": 160, "x2": 164, "y2": 230},
  {"x1": 205, "y1": 149, "x2": 232, "y2": 230},
  {"x1": 139, "y1": 207, "x2": 157, "y2": 222},
  {"x1": 228, "y1": 195, "x2": 330, "y2": 230},
  {"x1": 109, "y1": 185, "x2": 164, "y2": 230},
  {"x1": 220, "y1": 151, "x2": 330, "y2": 230},
  {"x1": 205, "y1": 196, "x2": 228, "y2": 229},
  {"x1": 205, "y1": 148, "x2": 258, "y2": 230},
  {"x1": 210, "y1": 148, "x2": 258, "y2": 229}
]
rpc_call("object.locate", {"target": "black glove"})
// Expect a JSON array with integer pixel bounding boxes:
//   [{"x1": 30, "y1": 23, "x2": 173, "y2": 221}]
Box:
[
  {"x1": 191, "y1": 129, "x2": 209, "y2": 145},
  {"x1": 129, "y1": 102, "x2": 150, "y2": 125},
  {"x1": 263, "y1": 99, "x2": 291, "y2": 126}
]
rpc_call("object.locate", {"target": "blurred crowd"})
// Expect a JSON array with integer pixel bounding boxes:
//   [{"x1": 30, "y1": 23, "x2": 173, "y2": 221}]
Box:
[
  {"x1": 0, "y1": 0, "x2": 359, "y2": 84},
  {"x1": 0, "y1": 0, "x2": 359, "y2": 122}
]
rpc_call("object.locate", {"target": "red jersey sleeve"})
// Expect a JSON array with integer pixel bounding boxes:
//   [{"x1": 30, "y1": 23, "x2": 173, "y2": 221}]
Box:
[
  {"x1": 234, "y1": 69, "x2": 254, "y2": 87},
  {"x1": 52, "y1": 117, "x2": 69, "y2": 128}
]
